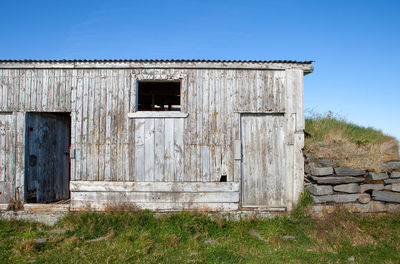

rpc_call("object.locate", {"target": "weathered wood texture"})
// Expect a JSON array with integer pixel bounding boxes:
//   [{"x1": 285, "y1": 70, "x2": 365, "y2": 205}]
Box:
[
  {"x1": 241, "y1": 114, "x2": 286, "y2": 207},
  {"x1": 0, "y1": 113, "x2": 15, "y2": 203},
  {"x1": 0, "y1": 63, "x2": 306, "y2": 210},
  {"x1": 25, "y1": 113, "x2": 70, "y2": 203},
  {"x1": 0, "y1": 69, "x2": 288, "y2": 183},
  {"x1": 70, "y1": 181, "x2": 239, "y2": 211},
  {"x1": 284, "y1": 69, "x2": 305, "y2": 210}
]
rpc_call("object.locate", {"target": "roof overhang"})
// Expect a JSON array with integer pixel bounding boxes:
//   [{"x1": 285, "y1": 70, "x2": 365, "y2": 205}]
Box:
[{"x1": 0, "y1": 59, "x2": 313, "y2": 74}]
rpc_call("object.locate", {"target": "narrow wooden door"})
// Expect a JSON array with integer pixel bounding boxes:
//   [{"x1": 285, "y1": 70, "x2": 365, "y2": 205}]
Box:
[
  {"x1": 241, "y1": 114, "x2": 286, "y2": 207},
  {"x1": 25, "y1": 113, "x2": 71, "y2": 203}
]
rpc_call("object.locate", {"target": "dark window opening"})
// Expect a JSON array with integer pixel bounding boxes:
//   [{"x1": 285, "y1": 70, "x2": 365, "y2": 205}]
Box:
[
  {"x1": 137, "y1": 81, "x2": 181, "y2": 111},
  {"x1": 220, "y1": 175, "x2": 227, "y2": 182}
]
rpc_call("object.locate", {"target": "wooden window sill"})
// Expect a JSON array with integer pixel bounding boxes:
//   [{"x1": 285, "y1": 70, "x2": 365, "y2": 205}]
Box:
[{"x1": 127, "y1": 112, "x2": 189, "y2": 119}]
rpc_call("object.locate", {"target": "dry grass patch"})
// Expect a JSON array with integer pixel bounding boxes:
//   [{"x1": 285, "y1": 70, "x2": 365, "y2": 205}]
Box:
[
  {"x1": 310, "y1": 210, "x2": 377, "y2": 250},
  {"x1": 15, "y1": 239, "x2": 36, "y2": 254},
  {"x1": 305, "y1": 111, "x2": 399, "y2": 171}
]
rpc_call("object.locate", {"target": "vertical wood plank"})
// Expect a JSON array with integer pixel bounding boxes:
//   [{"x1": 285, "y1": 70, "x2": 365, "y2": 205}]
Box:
[
  {"x1": 0, "y1": 70, "x2": 4, "y2": 110},
  {"x1": 46, "y1": 69, "x2": 53, "y2": 111},
  {"x1": 164, "y1": 119, "x2": 174, "y2": 181},
  {"x1": 41, "y1": 69, "x2": 48, "y2": 111},
  {"x1": 128, "y1": 72, "x2": 136, "y2": 181},
  {"x1": 97, "y1": 69, "x2": 107, "y2": 181},
  {"x1": 104, "y1": 70, "x2": 112, "y2": 180},
  {"x1": 174, "y1": 118, "x2": 184, "y2": 181},
  {"x1": 87, "y1": 70, "x2": 95, "y2": 180},
  {"x1": 202, "y1": 70, "x2": 209, "y2": 145},
  {"x1": 74, "y1": 70, "x2": 83, "y2": 180},
  {"x1": 122, "y1": 70, "x2": 131, "y2": 181},
  {"x1": 37, "y1": 70, "x2": 44, "y2": 111},
  {"x1": 144, "y1": 119, "x2": 155, "y2": 181},
  {"x1": 31, "y1": 70, "x2": 37, "y2": 110},
  {"x1": 8, "y1": 70, "x2": 15, "y2": 111},
  {"x1": 15, "y1": 112, "x2": 24, "y2": 200},
  {"x1": 154, "y1": 118, "x2": 165, "y2": 181},
  {"x1": 81, "y1": 70, "x2": 89, "y2": 180},
  {"x1": 18, "y1": 70, "x2": 26, "y2": 111},
  {"x1": 65, "y1": 69, "x2": 72, "y2": 111},
  {"x1": 134, "y1": 119, "x2": 145, "y2": 181},
  {"x1": 201, "y1": 145, "x2": 210, "y2": 182},
  {"x1": 195, "y1": 70, "x2": 203, "y2": 180},
  {"x1": 93, "y1": 70, "x2": 101, "y2": 180},
  {"x1": 110, "y1": 70, "x2": 118, "y2": 180},
  {"x1": 0, "y1": 114, "x2": 8, "y2": 182},
  {"x1": 25, "y1": 70, "x2": 32, "y2": 111},
  {"x1": 70, "y1": 69, "x2": 77, "y2": 181}
]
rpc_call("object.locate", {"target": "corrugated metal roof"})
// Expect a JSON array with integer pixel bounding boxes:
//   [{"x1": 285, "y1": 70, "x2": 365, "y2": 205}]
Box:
[{"x1": 0, "y1": 59, "x2": 313, "y2": 64}]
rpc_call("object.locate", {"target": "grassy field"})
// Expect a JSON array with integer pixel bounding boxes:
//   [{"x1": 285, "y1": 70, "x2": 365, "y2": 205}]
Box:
[
  {"x1": 305, "y1": 111, "x2": 399, "y2": 171},
  {"x1": 1, "y1": 193, "x2": 400, "y2": 263}
]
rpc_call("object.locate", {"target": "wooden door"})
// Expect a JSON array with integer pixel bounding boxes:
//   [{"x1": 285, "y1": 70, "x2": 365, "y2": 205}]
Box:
[
  {"x1": 25, "y1": 113, "x2": 71, "y2": 203},
  {"x1": 241, "y1": 114, "x2": 286, "y2": 207}
]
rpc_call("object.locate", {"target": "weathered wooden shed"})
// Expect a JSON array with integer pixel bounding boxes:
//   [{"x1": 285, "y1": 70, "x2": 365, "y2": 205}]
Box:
[{"x1": 0, "y1": 59, "x2": 313, "y2": 212}]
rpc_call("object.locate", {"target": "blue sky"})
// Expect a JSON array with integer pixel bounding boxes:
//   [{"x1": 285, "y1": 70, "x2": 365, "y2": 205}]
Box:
[{"x1": 1, "y1": 0, "x2": 399, "y2": 141}]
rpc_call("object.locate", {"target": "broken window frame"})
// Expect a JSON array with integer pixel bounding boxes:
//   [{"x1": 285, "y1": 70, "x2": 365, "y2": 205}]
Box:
[
  {"x1": 136, "y1": 80, "x2": 182, "y2": 112},
  {"x1": 128, "y1": 75, "x2": 188, "y2": 119}
]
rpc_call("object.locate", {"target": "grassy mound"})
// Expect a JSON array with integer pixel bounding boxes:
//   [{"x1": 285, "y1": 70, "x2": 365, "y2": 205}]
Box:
[{"x1": 305, "y1": 111, "x2": 399, "y2": 171}]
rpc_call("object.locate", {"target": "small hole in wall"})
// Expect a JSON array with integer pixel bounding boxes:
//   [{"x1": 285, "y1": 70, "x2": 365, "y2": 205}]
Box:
[{"x1": 220, "y1": 175, "x2": 227, "y2": 182}]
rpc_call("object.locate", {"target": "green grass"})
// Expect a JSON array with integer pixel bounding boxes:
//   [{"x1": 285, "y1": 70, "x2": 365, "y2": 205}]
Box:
[
  {"x1": 305, "y1": 111, "x2": 397, "y2": 147},
  {"x1": 1, "y1": 194, "x2": 400, "y2": 263},
  {"x1": 304, "y1": 111, "x2": 399, "y2": 170}
]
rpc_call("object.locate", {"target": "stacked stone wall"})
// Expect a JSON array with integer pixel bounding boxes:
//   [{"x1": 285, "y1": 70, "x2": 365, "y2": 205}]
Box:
[{"x1": 305, "y1": 157, "x2": 400, "y2": 213}]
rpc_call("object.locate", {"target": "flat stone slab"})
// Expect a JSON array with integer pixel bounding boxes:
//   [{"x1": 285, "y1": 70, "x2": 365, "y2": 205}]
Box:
[
  {"x1": 282, "y1": 235, "x2": 295, "y2": 240},
  {"x1": 372, "y1": 190, "x2": 400, "y2": 203},
  {"x1": 311, "y1": 176, "x2": 364, "y2": 185},
  {"x1": 312, "y1": 201, "x2": 387, "y2": 214},
  {"x1": 384, "y1": 183, "x2": 400, "y2": 192},
  {"x1": 249, "y1": 230, "x2": 268, "y2": 243},
  {"x1": 367, "y1": 172, "x2": 388, "y2": 181},
  {"x1": 306, "y1": 184, "x2": 333, "y2": 196},
  {"x1": 381, "y1": 162, "x2": 400, "y2": 171},
  {"x1": 313, "y1": 202, "x2": 400, "y2": 215},
  {"x1": 391, "y1": 171, "x2": 400, "y2": 178},
  {"x1": 304, "y1": 164, "x2": 311, "y2": 175},
  {"x1": 358, "y1": 193, "x2": 371, "y2": 204},
  {"x1": 310, "y1": 167, "x2": 333, "y2": 176},
  {"x1": 33, "y1": 238, "x2": 49, "y2": 244},
  {"x1": 360, "y1": 184, "x2": 384, "y2": 193},
  {"x1": 204, "y1": 239, "x2": 217, "y2": 244},
  {"x1": 334, "y1": 167, "x2": 366, "y2": 176},
  {"x1": 384, "y1": 178, "x2": 400, "y2": 184},
  {"x1": 312, "y1": 194, "x2": 360, "y2": 203},
  {"x1": 88, "y1": 236, "x2": 109, "y2": 242},
  {"x1": 333, "y1": 183, "x2": 359, "y2": 193},
  {"x1": 46, "y1": 228, "x2": 66, "y2": 234}
]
